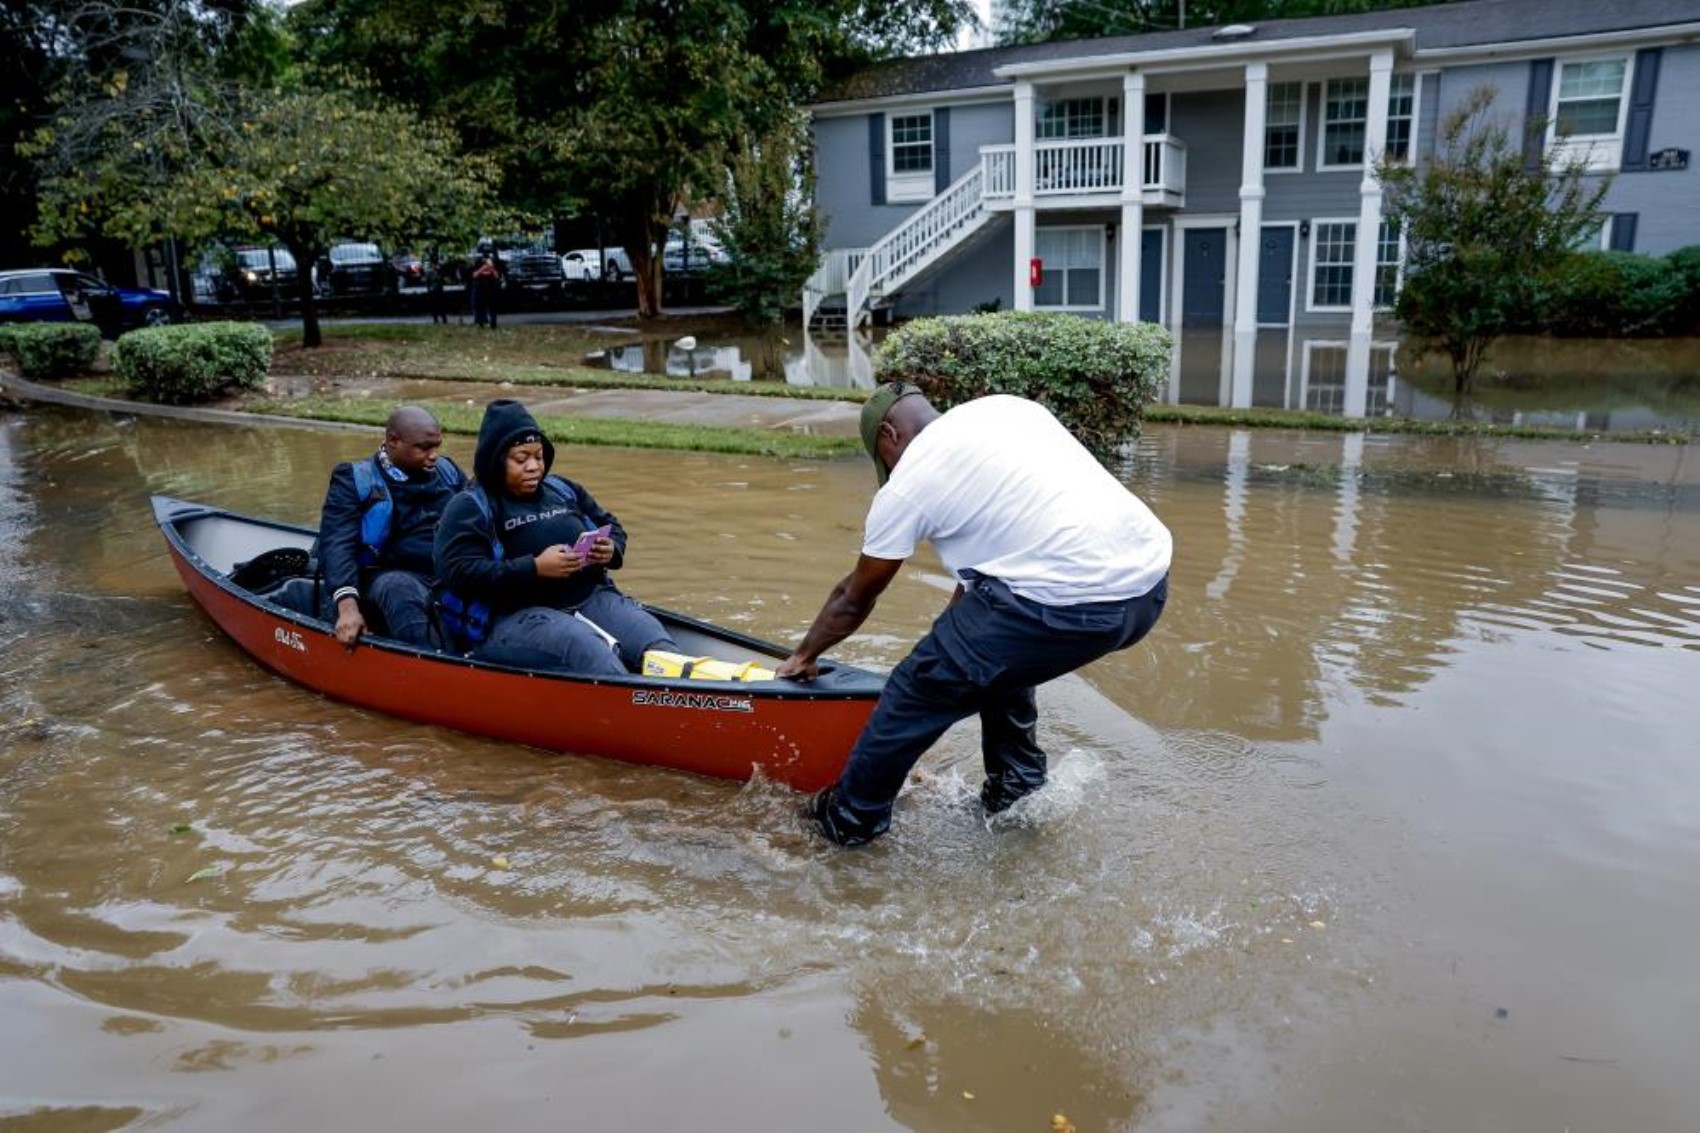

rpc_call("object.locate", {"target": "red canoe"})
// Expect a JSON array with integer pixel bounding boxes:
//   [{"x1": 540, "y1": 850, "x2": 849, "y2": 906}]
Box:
[{"x1": 152, "y1": 495, "x2": 883, "y2": 791}]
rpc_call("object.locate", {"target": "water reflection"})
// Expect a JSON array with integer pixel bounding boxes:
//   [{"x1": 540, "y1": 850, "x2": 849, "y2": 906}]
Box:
[{"x1": 585, "y1": 322, "x2": 1700, "y2": 435}]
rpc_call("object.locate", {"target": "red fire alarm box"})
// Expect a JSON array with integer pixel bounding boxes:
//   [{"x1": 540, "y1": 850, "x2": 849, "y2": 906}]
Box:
[{"x1": 1029, "y1": 258, "x2": 1043, "y2": 288}]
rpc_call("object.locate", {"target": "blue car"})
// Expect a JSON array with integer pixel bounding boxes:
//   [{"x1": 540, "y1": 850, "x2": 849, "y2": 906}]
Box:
[{"x1": 0, "y1": 268, "x2": 184, "y2": 335}]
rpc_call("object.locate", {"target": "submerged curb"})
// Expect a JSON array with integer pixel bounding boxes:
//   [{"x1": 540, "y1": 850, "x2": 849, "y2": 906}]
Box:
[{"x1": 0, "y1": 370, "x2": 377, "y2": 433}]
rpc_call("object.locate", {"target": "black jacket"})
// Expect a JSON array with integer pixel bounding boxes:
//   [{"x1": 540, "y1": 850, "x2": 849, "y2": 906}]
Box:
[
  {"x1": 318, "y1": 452, "x2": 462, "y2": 604},
  {"x1": 433, "y1": 399, "x2": 628, "y2": 613}
]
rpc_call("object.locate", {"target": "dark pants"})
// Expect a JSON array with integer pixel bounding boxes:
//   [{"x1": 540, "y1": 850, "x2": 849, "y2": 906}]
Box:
[
  {"x1": 814, "y1": 574, "x2": 1168, "y2": 845},
  {"x1": 367, "y1": 570, "x2": 439, "y2": 648},
  {"x1": 470, "y1": 282, "x2": 498, "y2": 328},
  {"x1": 475, "y1": 585, "x2": 677, "y2": 675}
]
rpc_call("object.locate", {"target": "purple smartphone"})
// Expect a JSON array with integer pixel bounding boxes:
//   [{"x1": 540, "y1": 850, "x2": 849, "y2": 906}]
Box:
[{"x1": 572, "y1": 524, "x2": 611, "y2": 556}]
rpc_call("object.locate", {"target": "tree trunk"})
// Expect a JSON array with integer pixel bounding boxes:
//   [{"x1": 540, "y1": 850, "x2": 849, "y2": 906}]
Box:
[{"x1": 288, "y1": 242, "x2": 322, "y2": 349}]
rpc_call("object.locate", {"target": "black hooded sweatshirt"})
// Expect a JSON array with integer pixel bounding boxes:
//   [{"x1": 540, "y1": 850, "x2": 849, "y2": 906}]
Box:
[{"x1": 433, "y1": 399, "x2": 628, "y2": 613}]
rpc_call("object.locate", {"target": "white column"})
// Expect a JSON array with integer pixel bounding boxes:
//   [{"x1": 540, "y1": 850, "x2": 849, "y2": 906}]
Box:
[
  {"x1": 1014, "y1": 81, "x2": 1037, "y2": 311},
  {"x1": 1230, "y1": 62, "x2": 1268, "y2": 409},
  {"x1": 1345, "y1": 50, "x2": 1393, "y2": 419},
  {"x1": 1118, "y1": 71, "x2": 1147, "y2": 323}
]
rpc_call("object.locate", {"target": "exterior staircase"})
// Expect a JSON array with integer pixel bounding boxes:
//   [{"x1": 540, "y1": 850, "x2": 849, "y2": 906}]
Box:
[
  {"x1": 806, "y1": 165, "x2": 995, "y2": 331},
  {"x1": 803, "y1": 133, "x2": 1188, "y2": 331}
]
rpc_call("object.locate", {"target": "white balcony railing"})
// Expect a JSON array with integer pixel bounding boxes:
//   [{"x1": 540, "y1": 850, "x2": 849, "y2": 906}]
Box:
[{"x1": 980, "y1": 134, "x2": 1188, "y2": 201}]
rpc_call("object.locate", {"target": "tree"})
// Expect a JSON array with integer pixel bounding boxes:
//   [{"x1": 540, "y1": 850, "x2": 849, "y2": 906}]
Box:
[
  {"x1": 11, "y1": 0, "x2": 283, "y2": 274},
  {"x1": 993, "y1": 0, "x2": 1457, "y2": 44},
  {"x1": 291, "y1": 0, "x2": 972, "y2": 318},
  {"x1": 1377, "y1": 85, "x2": 1609, "y2": 397},
  {"x1": 708, "y1": 113, "x2": 826, "y2": 326},
  {"x1": 35, "y1": 81, "x2": 500, "y2": 348}
]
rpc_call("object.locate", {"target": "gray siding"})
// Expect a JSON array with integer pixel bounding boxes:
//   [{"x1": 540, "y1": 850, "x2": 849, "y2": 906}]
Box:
[
  {"x1": 1169, "y1": 90, "x2": 1244, "y2": 213},
  {"x1": 1605, "y1": 43, "x2": 1700, "y2": 254},
  {"x1": 1431, "y1": 60, "x2": 1531, "y2": 135},
  {"x1": 946, "y1": 103, "x2": 1013, "y2": 184},
  {"x1": 814, "y1": 102, "x2": 1012, "y2": 250},
  {"x1": 893, "y1": 222, "x2": 1014, "y2": 317},
  {"x1": 1415, "y1": 72, "x2": 1441, "y2": 162}
]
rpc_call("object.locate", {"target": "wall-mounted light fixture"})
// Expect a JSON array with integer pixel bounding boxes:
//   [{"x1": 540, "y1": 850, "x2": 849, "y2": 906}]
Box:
[{"x1": 1299, "y1": 218, "x2": 1311, "y2": 237}]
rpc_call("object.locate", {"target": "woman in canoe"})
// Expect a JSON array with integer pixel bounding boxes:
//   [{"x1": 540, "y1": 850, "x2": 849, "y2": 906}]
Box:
[{"x1": 433, "y1": 399, "x2": 679, "y2": 674}]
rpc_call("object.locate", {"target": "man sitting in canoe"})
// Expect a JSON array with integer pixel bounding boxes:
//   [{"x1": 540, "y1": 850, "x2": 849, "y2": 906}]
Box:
[
  {"x1": 318, "y1": 405, "x2": 465, "y2": 649},
  {"x1": 432, "y1": 398, "x2": 679, "y2": 674}
]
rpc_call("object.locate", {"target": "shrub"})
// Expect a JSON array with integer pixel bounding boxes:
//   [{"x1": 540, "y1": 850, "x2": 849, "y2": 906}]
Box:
[
  {"x1": 112, "y1": 322, "x2": 273, "y2": 404},
  {"x1": 873, "y1": 311, "x2": 1172, "y2": 462},
  {"x1": 1539, "y1": 251, "x2": 1685, "y2": 337},
  {"x1": 1663, "y1": 245, "x2": 1700, "y2": 334},
  {"x1": 0, "y1": 322, "x2": 103, "y2": 379}
]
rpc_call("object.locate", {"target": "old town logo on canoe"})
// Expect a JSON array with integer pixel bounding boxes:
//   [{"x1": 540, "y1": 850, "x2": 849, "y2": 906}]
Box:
[
  {"x1": 631, "y1": 689, "x2": 754, "y2": 714},
  {"x1": 274, "y1": 627, "x2": 307, "y2": 652}
]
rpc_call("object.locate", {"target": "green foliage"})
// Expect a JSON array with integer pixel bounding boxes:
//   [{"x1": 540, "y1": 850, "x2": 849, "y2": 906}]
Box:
[
  {"x1": 1662, "y1": 245, "x2": 1700, "y2": 334},
  {"x1": 113, "y1": 322, "x2": 273, "y2": 404},
  {"x1": 708, "y1": 114, "x2": 825, "y2": 326},
  {"x1": 874, "y1": 312, "x2": 1172, "y2": 461},
  {"x1": 1378, "y1": 85, "x2": 1610, "y2": 395},
  {"x1": 1537, "y1": 252, "x2": 1686, "y2": 338},
  {"x1": 0, "y1": 322, "x2": 103, "y2": 379},
  {"x1": 993, "y1": 0, "x2": 1450, "y2": 44},
  {"x1": 293, "y1": 0, "x2": 970, "y2": 318}
]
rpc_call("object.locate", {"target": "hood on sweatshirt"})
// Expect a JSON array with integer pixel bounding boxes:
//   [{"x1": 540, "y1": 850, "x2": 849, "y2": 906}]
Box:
[{"x1": 472, "y1": 399, "x2": 555, "y2": 494}]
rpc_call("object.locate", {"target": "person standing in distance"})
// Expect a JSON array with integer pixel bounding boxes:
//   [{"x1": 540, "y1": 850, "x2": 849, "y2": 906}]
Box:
[{"x1": 776, "y1": 382, "x2": 1172, "y2": 846}]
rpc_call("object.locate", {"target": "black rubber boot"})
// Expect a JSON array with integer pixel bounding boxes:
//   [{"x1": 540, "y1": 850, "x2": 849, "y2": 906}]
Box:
[{"x1": 806, "y1": 786, "x2": 888, "y2": 847}]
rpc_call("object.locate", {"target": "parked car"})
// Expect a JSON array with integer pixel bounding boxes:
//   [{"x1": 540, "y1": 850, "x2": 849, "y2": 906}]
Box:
[
  {"x1": 390, "y1": 251, "x2": 426, "y2": 290},
  {"x1": 220, "y1": 246, "x2": 298, "y2": 304},
  {"x1": 561, "y1": 248, "x2": 603, "y2": 282},
  {"x1": 315, "y1": 242, "x2": 392, "y2": 298},
  {"x1": 474, "y1": 236, "x2": 561, "y2": 293},
  {"x1": 0, "y1": 268, "x2": 183, "y2": 334},
  {"x1": 600, "y1": 246, "x2": 634, "y2": 282},
  {"x1": 663, "y1": 235, "x2": 725, "y2": 275}
]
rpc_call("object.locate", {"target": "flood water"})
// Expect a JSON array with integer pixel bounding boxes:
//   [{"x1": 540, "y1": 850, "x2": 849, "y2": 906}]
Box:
[
  {"x1": 2, "y1": 407, "x2": 1699, "y2": 1131},
  {"x1": 589, "y1": 325, "x2": 1700, "y2": 437}
]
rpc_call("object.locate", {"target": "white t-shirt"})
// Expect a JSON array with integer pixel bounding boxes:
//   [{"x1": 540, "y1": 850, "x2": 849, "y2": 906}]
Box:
[{"x1": 862, "y1": 395, "x2": 1172, "y2": 605}]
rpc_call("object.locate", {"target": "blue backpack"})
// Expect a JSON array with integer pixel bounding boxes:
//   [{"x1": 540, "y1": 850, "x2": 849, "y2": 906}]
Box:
[
  {"x1": 350, "y1": 454, "x2": 465, "y2": 567},
  {"x1": 436, "y1": 475, "x2": 578, "y2": 652}
]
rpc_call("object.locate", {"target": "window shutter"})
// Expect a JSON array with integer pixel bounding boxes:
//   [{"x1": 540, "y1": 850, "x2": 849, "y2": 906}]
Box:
[
  {"x1": 1623, "y1": 48, "x2": 1662, "y2": 170},
  {"x1": 1609, "y1": 213, "x2": 1638, "y2": 253},
  {"x1": 933, "y1": 108, "x2": 951, "y2": 195},
  {"x1": 1524, "y1": 58, "x2": 1554, "y2": 171},
  {"x1": 869, "y1": 113, "x2": 886, "y2": 206}
]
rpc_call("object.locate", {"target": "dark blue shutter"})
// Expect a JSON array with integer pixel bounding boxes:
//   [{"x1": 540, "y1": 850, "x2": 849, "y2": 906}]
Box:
[
  {"x1": 869, "y1": 113, "x2": 886, "y2": 206},
  {"x1": 1609, "y1": 213, "x2": 1638, "y2": 252},
  {"x1": 1524, "y1": 58, "x2": 1554, "y2": 171},
  {"x1": 933, "y1": 108, "x2": 951, "y2": 194},
  {"x1": 1623, "y1": 48, "x2": 1662, "y2": 170}
]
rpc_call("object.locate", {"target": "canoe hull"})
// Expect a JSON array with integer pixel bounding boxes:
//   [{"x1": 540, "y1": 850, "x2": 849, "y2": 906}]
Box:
[{"x1": 155, "y1": 496, "x2": 880, "y2": 791}]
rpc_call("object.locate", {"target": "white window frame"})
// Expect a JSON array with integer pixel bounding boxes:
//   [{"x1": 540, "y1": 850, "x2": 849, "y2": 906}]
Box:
[
  {"x1": 1037, "y1": 95, "x2": 1119, "y2": 140},
  {"x1": 1318, "y1": 78, "x2": 1370, "y2": 170},
  {"x1": 1373, "y1": 219, "x2": 1405, "y2": 310},
  {"x1": 1547, "y1": 54, "x2": 1634, "y2": 173},
  {"x1": 887, "y1": 110, "x2": 935, "y2": 203},
  {"x1": 1306, "y1": 218, "x2": 1358, "y2": 313},
  {"x1": 1382, "y1": 73, "x2": 1418, "y2": 164},
  {"x1": 1300, "y1": 339, "x2": 1398, "y2": 416},
  {"x1": 1033, "y1": 225, "x2": 1107, "y2": 313},
  {"x1": 1264, "y1": 81, "x2": 1307, "y2": 174}
]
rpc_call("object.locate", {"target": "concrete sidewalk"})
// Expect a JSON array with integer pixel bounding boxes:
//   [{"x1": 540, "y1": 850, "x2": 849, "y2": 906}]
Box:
[
  {"x1": 1, "y1": 369, "x2": 863, "y2": 438},
  {"x1": 512, "y1": 388, "x2": 861, "y2": 436}
]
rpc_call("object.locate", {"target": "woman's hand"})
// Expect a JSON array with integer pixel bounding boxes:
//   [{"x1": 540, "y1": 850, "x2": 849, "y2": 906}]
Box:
[
  {"x1": 585, "y1": 535, "x2": 615, "y2": 566},
  {"x1": 533, "y1": 543, "x2": 587, "y2": 579}
]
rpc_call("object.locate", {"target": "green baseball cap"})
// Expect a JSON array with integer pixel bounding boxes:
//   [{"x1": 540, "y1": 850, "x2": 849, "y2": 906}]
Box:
[{"x1": 859, "y1": 381, "x2": 925, "y2": 485}]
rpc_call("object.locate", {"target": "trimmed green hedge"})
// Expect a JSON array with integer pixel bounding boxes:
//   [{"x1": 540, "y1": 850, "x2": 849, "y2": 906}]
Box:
[
  {"x1": 1538, "y1": 251, "x2": 1687, "y2": 337},
  {"x1": 112, "y1": 322, "x2": 273, "y2": 404},
  {"x1": 873, "y1": 311, "x2": 1172, "y2": 461},
  {"x1": 0, "y1": 322, "x2": 103, "y2": 379}
]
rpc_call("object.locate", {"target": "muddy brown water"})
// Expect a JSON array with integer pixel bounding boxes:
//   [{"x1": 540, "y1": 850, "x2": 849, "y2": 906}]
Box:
[{"x1": 2, "y1": 408, "x2": 1698, "y2": 1131}]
